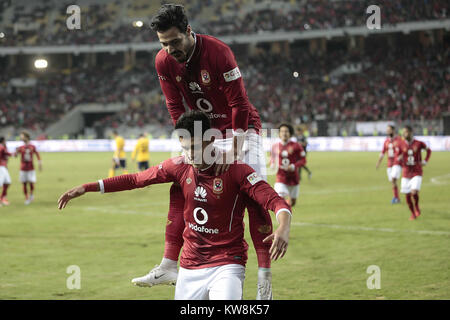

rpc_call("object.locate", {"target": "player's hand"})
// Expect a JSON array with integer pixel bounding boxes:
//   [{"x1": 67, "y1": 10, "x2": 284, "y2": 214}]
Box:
[
  {"x1": 422, "y1": 160, "x2": 427, "y2": 166},
  {"x1": 287, "y1": 164, "x2": 295, "y2": 172},
  {"x1": 57, "y1": 185, "x2": 86, "y2": 210},
  {"x1": 263, "y1": 225, "x2": 290, "y2": 261}
]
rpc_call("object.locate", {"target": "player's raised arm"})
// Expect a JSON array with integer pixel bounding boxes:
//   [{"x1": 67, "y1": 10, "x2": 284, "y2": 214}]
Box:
[
  {"x1": 57, "y1": 158, "x2": 180, "y2": 210},
  {"x1": 235, "y1": 164, "x2": 292, "y2": 261}
]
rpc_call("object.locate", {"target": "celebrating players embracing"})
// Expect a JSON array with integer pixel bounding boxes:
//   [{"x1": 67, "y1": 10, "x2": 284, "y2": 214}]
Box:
[
  {"x1": 58, "y1": 111, "x2": 292, "y2": 300},
  {"x1": 132, "y1": 4, "x2": 275, "y2": 299}
]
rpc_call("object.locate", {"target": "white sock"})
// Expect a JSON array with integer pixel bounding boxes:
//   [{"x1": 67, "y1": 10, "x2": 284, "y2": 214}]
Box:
[
  {"x1": 160, "y1": 257, "x2": 178, "y2": 272},
  {"x1": 258, "y1": 267, "x2": 272, "y2": 281}
]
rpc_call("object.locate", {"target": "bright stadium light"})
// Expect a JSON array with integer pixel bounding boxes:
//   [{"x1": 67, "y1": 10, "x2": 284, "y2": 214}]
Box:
[
  {"x1": 293, "y1": 71, "x2": 299, "y2": 78},
  {"x1": 0, "y1": 32, "x2": 5, "y2": 38},
  {"x1": 133, "y1": 20, "x2": 144, "y2": 28},
  {"x1": 34, "y1": 58, "x2": 48, "y2": 69}
]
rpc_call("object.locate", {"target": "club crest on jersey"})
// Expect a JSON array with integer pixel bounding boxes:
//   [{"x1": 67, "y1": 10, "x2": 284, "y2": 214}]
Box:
[
  {"x1": 189, "y1": 82, "x2": 202, "y2": 93},
  {"x1": 201, "y1": 69, "x2": 211, "y2": 85},
  {"x1": 213, "y1": 178, "x2": 223, "y2": 194},
  {"x1": 176, "y1": 75, "x2": 182, "y2": 82},
  {"x1": 186, "y1": 177, "x2": 192, "y2": 184}
]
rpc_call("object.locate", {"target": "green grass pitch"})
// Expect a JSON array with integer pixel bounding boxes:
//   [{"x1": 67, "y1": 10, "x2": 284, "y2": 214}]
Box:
[{"x1": 0, "y1": 151, "x2": 449, "y2": 300}]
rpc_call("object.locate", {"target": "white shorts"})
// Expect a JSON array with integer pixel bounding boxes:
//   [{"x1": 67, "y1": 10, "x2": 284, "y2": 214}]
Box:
[
  {"x1": 0, "y1": 166, "x2": 11, "y2": 185},
  {"x1": 214, "y1": 131, "x2": 267, "y2": 181},
  {"x1": 19, "y1": 170, "x2": 36, "y2": 183},
  {"x1": 387, "y1": 165, "x2": 402, "y2": 182},
  {"x1": 175, "y1": 264, "x2": 245, "y2": 300},
  {"x1": 274, "y1": 182, "x2": 299, "y2": 199},
  {"x1": 401, "y1": 176, "x2": 422, "y2": 194}
]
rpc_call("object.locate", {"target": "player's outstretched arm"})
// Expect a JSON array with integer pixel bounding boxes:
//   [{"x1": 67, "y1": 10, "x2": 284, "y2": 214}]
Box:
[{"x1": 58, "y1": 184, "x2": 91, "y2": 210}]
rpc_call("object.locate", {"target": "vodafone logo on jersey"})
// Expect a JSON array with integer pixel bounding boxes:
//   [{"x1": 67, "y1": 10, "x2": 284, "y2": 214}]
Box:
[
  {"x1": 189, "y1": 207, "x2": 219, "y2": 234},
  {"x1": 194, "y1": 186, "x2": 208, "y2": 202}
]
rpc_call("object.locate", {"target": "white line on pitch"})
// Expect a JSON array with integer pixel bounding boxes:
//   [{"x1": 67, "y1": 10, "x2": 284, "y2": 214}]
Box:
[{"x1": 292, "y1": 222, "x2": 450, "y2": 236}]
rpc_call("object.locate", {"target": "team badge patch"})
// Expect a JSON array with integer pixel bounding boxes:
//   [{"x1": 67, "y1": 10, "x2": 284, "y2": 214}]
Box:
[
  {"x1": 201, "y1": 70, "x2": 211, "y2": 84},
  {"x1": 223, "y1": 67, "x2": 241, "y2": 82},
  {"x1": 176, "y1": 75, "x2": 182, "y2": 82},
  {"x1": 186, "y1": 177, "x2": 192, "y2": 184},
  {"x1": 213, "y1": 178, "x2": 223, "y2": 194},
  {"x1": 247, "y1": 172, "x2": 262, "y2": 185}
]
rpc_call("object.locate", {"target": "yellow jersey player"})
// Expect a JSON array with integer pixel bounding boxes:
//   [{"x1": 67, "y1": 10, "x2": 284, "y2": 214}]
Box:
[
  {"x1": 109, "y1": 131, "x2": 128, "y2": 177},
  {"x1": 131, "y1": 133, "x2": 150, "y2": 171}
]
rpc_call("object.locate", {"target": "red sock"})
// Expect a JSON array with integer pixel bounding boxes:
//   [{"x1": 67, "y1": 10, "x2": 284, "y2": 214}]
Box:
[
  {"x1": 413, "y1": 193, "x2": 419, "y2": 211},
  {"x1": 29, "y1": 183, "x2": 34, "y2": 195},
  {"x1": 405, "y1": 193, "x2": 414, "y2": 214},
  {"x1": 1, "y1": 184, "x2": 8, "y2": 198},
  {"x1": 23, "y1": 183, "x2": 28, "y2": 199},
  {"x1": 393, "y1": 185, "x2": 399, "y2": 199}
]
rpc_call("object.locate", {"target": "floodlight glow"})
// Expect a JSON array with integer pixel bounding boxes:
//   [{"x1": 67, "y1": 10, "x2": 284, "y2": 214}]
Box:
[
  {"x1": 134, "y1": 20, "x2": 143, "y2": 28},
  {"x1": 34, "y1": 58, "x2": 48, "y2": 69}
]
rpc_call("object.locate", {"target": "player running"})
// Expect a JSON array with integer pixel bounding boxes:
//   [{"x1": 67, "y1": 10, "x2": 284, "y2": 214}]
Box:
[
  {"x1": 131, "y1": 133, "x2": 150, "y2": 171},
  {"x1": 0, "y1": 137, "x2": 12, "y2": 206},
  {"x1": 132, "y1": 4, "x2": 275, "y2": 299},
  {"x1": 395, "y1": 126, "x2": 431, "y2": 220},
  {"x1": 376, "y1": 125, "x2": 403, "y2": 204},
  {"x1": 58, "y1": 111, "x2": 292, "y2": 300},
  {"x1": 109, "y1": 131, "x2": 128, "y2": 177},
  {"x1": 270, "y1": 124, "x2": 307, "y2": 207},
  {"x1": 15, "y1": 131, "x2": 42, "y2": 205}
]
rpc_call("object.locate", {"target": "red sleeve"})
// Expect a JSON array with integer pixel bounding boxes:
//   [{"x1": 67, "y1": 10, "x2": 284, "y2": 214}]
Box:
[
  {"x1": 33, "y1": 146, "x2": 41, "y2": 160},
  {"x1": 101, "y1": 158, "x2": 179, "y2": 193},
  {"x1": 155, "y1": 52, "x2": 185, "y2": 125},
  {"x1": 216, "y1": 45, "x2": 249, "y2": 132},
  {"x1": 294, "y1": 144, "x2": 306, "y2": 168},
  {"x1": 422, "y1": 142, "x2": 432, "y2": 162},
  {"x1": 269, "y1": 144, "x2": 277, "y2": 166},
  {"x1": 381, "y1": 141, "x2": 386, "y2": 154},
  {"x1": 235, "y1": 163, "x2": 291, "y2": 216}
]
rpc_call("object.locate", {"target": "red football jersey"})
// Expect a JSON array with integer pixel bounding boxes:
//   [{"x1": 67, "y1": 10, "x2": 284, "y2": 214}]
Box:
[
  {"x1": 396, "y1": 139, "x2": 431, "y2": 178},
  {"x1": 270, "y1": 141, "x2": 306, "y2": 186},
  {"x1": 381, "y1": 136, "x2": 402, "y2": 167},
  {"x1": 155, "y1": 33, "x2": 261, "y2": 136},
  {"x1": 0, "y1": 145, "x2": 12, "y2": 167},
  {"x1": 16, "y1": 144, "x2": 40, "y2": 171},
  {"x1": 100, "y1": 156, "x2": 291, "y2": 269}
]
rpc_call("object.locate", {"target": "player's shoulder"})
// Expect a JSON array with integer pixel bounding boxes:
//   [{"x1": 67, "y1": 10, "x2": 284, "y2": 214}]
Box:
[
  {"x1": 161, "y1": 156, "x2": 188, "y2": 171},
  {"x1": 199, "y1": 34, "x2": 233, "y2": 58}
]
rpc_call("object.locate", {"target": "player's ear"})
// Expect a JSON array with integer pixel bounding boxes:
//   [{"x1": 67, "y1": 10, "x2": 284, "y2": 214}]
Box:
[{"x1": 186, "y1": 25, "x2": 192, "y2": 36}]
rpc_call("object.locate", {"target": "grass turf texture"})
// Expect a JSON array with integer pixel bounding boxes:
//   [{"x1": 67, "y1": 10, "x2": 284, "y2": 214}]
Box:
[{"x1": 0, "y1": 151, "x2": 449, "y2": 300}]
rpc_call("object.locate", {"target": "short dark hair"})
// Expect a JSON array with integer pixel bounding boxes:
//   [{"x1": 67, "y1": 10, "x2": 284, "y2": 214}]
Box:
[
  {"x1": 404, "y1": 125, "x2": 413, "y2": 132},
  {"x1": 0, "y1": 136, "x2": 4, "y2": 144},
  {"x1": 278, "y1": 123, "x2": 294, "y2": 137},
  {"x1": 21, "y1": 131, "x2": 30, "y2": 140},
  {"x1": 150, "y1": 4, "x2": 188, "y2": 33},
  {"x1": 388, "y1": 124, "x2": 395, "y2": 131},
  {"x1": 175, "y1": 110, "x2": 211, "y2": 138}
]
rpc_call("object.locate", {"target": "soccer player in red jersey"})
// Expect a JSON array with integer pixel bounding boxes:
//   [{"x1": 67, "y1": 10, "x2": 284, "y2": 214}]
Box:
[
  {"x1": 376, "y1": 125, "x2": 403, "y2": 204},
  {"x1": 58, "y1": 111, "x2": 292, "y2": 300},
  {"x1": 270, "y1": 124, "x2": 307, "y2": 207},
  {"x1": 395, "y1": 126, "x2": 432, "y2": 220},
  {"x1": 133, "y1": 4, "x2": 274, "y2": 298},
  {"x1": 15, "y1": 131, "x2": 42, "y2": 205},
  {"x1": 0, "y1": 137, "x2": 12, "y2": 206}
]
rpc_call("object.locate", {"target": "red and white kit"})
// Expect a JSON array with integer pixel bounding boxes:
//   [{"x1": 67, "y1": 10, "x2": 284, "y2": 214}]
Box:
[
  {"x1": 381, "y1": 136, "x2": 403, "y2": 182},
  {"x1": 16, "y1": 144, "x2": 40, "y2": 183},
  {"x1": 91, "y1": 156, "x2": 291, "y2": 299},
  {"x1": 270, "y1": 141, "x2": 306, "y2": 199},
  {"x1": 0, "y1": 144, "x2": 12, "y2": 186},
  {"x1": 396, "y1": 139, "x2": 431, "y2": 194}
]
